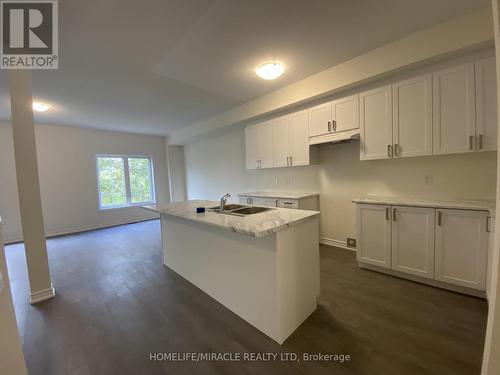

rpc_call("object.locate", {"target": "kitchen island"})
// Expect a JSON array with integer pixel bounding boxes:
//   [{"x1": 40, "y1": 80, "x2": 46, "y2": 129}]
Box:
[{"x1": 143, "y1": 200, "x2": 320, "y2": 344}]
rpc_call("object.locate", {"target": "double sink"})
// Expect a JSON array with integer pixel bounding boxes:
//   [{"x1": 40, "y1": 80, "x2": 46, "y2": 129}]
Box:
[{"x1": 208, "y1": 204, "x2": 275, "y2": 216}]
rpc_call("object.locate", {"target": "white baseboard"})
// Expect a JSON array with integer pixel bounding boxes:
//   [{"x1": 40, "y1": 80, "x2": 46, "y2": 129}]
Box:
[
  {"x1": 30, "y1": 283, "x2": 55, "y2": 304},
  {"x1": 320, "y1": 237, "x2": 356, "y2": 251},
  {"x1": 4, "y1": 217, "x2": 159, "y2": 245}
]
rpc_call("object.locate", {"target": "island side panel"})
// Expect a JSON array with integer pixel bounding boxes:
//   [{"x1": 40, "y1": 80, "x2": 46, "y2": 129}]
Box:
[
  {"x1": 276, "y1": 217, "x2": 320, "y2": 343},
  {"x1": 161, "y1": 215, "x2": 280, "y2": 342}
]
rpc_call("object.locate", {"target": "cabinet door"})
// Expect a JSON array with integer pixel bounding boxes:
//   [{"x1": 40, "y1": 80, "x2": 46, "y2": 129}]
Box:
[
  {"x1": 392, "y1": 74, "x2": 433, "y2": 158},
  {"x1": 271, "y1": 116, "x2": 290, "y2": 168},
  {"x1": 356, "y1": 204, "x2": 392, "y2": 268},
  {"x1": 433, "y1": 64, "x2": 476, "y2": 155},
  {"x1": 475, "y1": 57, "x2": 497, "y2": 152},
  {"x1": 264, "y1": 199, "x2": 277, "y2": 207},
  {"x1": 359, "y1": 86, "x2": 393, "y2": 160},
  {"x1": 391, "y1": 206, "x2": 435, "y2": 278},
  {"x1": 245, "y1": 125, "x2": 259, "y2": 170},
  {"x1": 258, "y1": 122, "x2": 274, "y2": 169},
  {"x1": 289, "y1": 110, "x2": 310, "y2": 166},
  {"x1": 309, "y1": 102, "x2": 331, "y2": 137},
  {"x1": 277, "y1": 199, "x2": 299, "y2": 209},
  {"x1": 435, "y1": 209, "x2": 488, "y2": 290},
  {"x1": 332, "y1": 94, "x2": 359, "y2": 132},
  {"x1": 239, "y1": 197, "x2": 251, "y2": 204},
  {"x1": 251, "y1": 198, "x2": 267, "y2": 206}
]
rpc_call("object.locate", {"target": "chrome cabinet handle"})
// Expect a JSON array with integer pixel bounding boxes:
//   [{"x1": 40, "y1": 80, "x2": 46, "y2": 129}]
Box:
[
  {"x1": 486, "y1": 216, "x2": 491, "y2": 233},
  {"x1": 478, "y1": 135, "x2": 484, "y2": 150},
  {"x1": 387, "y1": 145, "x2": 393, "y2": 158},
  {"x1": 328, "y1": 121, "x2": 331, "y2": 132},
  {"x1": 289, "y1": 156, "x2": 292, "y2": 166},
  {"x1": 332, "y1": 120, "x2": 337, "y2": 132},
  {"x1": 469, "y1": 135, "x2": 475, "y2": 151},
  {"x1": 438, "y1": 211, "x2": 442, "y2": 226},
  {"x1": 385, "y1": 207, "x2": 390, "y2": 221},
  {"x1": 392, "y1": 208, "x2": 397, "y2": 221},
  {"x1": 394, "y1": 144, "x2": 401, "y2": 157}
]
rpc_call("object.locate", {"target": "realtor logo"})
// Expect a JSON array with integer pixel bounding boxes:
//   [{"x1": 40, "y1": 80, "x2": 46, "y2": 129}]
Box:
[{"x1": 1, "y1": 1, "x2": 58, "y2": 69}]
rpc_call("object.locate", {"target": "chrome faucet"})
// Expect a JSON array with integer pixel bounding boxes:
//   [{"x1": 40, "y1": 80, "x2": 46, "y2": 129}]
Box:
[{"x1": 220, "y1": 193, "x2": 231, "y2": 211}]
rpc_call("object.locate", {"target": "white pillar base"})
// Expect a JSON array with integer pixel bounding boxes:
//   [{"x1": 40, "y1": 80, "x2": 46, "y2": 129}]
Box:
[{"x1": 29, "y1": 284, "x2": 55, "y2": 304}]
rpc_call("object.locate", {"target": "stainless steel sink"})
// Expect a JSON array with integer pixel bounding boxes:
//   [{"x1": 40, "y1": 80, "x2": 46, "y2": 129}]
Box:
[
  {"x1": 208, "y1": 204, "x2": 246, "y2": 212},
  {"x1": 207, "y1": 204, "x2": 274, "y2": 216},
  {"x1": 230, "y1": 206, "x2": 274, "y2": 216}
]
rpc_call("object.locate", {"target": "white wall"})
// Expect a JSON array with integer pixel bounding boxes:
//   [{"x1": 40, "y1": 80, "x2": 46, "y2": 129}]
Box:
[
  {"x1": 0, "y1": 223, "x2": 27, "y2": 375},
  {"x1": 183, "y1": 50, "x2": 498, "y2": 245},
  {"x1": 184, "y1": 126, "x2": 320, "y2": 201},
  {"x1": 167, "y1": 145, "x2": 187, "y2": 202},
  {"x1": 0, "y1": 122, "x2": 169, "y2": 243},
  {"x1": 318, "y1": 142, "x2": 496, "y2": 242},
  {"x1": 184, "y1": 127, "x2": 496, "y2": 244},
  {"x1": 170, "y1": 8, "x2": 493, "y2": 144}
]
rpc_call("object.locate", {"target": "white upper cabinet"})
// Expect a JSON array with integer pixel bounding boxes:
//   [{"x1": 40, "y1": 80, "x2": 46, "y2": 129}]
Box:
[
  {"x1": 245, "y1": 125, "x2": 260, "y2": 170},
  {"x1": 391, "y1": 206, "x2": 435, "y2": 279},
  {"x1": 259, "y1": 122, "x2": 274, "y2": 169},
  {"x1": 475, "y1": 57, "x2": 497, "y2": 152},
  {"x1": 271, "y1": 116, "x2": 290, "y2": 168},
  {"x1": 248, "y1": 111, "x2": 310, "y2": 170},
  {"x1": 433, "y1": 63, "x2": 476, "y2": 155},
  {"x1": 245, "y1": 122, "x2": 273, "y2": 170},
  {"x1": 392, "y1": 74, "x2": 433, "y2": 158},
  {"x1": 308, "y1": 102, "x2": 331, "y2": 137},
  {"x1": 356, "y1": 204, "x2": 392, "y2": 269},
  {"x1": 435, "y1": 209, "x2": 489, "y2": 290},
  {"x1": 272, "y1": 110, "x2": 310, "y2": 167},
  {"x1": 360, "y1": 86, "x2": 393, "y2": 160},
  {"x1": 309, "y1": 95, "x2": 359, "y2": 140},
  {"x1": 332, "y1": 94, "x2": 359, "y2": 133},
  {"x1": 289, "y1": 110, "x2": 310, "y2": 166}
]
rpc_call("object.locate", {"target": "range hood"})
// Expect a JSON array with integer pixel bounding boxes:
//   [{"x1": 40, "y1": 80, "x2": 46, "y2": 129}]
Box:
[{"x1": 309, "y1": 129, "x2": 360, "y2": 146}]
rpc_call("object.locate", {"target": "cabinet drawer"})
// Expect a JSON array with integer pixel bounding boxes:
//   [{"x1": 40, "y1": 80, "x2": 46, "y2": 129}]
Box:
[{"x1": 277, "y1": 199, "x2": 299, "y2": 209}]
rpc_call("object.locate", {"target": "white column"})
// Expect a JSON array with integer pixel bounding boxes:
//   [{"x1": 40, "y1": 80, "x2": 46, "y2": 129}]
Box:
[
  {"x1": 8, "y1": 70, "x2": 54, "y2": 304},
  {"x1": 166, "y1": 144, "x2": 187, "y2": 202},
  {"x1": 482, "y1": 1, "x2": 500, "y2": 374},
  {"x1": 0, "y1": 220, "x2": 28, "y2": 375}
]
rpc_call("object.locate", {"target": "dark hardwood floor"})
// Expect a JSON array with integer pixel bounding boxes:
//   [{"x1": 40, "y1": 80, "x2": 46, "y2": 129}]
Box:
[{"x1": 5, "y1": 220, "x2": 488, "y2": 375}]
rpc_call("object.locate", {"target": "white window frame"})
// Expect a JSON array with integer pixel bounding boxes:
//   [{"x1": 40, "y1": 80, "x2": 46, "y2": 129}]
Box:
[{"x1": 95, "y1": 154, "x2": 156, "y2": 211}]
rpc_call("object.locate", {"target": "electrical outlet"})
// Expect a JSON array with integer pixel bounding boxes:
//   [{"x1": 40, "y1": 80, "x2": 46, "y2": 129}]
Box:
[
  {"x1": 424, "y1": 175, "x2": 433, "y2": 185},
  {"x1": 346, "y1": 238, "x2": 357, "y2": 248}
]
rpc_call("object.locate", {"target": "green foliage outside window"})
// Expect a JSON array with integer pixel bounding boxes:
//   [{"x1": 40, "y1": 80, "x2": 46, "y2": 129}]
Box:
[{"x1": 97, "y1": 156, "x2": 153, "y2": 209}]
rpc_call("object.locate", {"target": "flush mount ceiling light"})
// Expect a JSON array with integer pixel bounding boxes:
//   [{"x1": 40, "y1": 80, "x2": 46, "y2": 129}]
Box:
[
  {"x1": 256, "y1": 61, "x2": 284, "y2": 80},
  {"x1": 32, "y1": 102, "x2": 51, "y2": 112}
]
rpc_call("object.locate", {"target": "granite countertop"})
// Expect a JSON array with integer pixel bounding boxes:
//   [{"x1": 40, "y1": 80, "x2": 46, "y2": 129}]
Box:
[
  {"x1": 238, "y1": 191, "x2": 319, "y2": 199},
  {"x1": 142, "y1": 200, "x2": 320, "y2": 238},
  {"x1": 353, "y1": 196, "x2": 495, "y2": 216}
]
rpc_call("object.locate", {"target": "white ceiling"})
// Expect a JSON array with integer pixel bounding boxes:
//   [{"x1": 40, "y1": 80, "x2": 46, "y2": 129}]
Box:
[{"x1": 0, "y1": 0, "x2": 490, "y2": 135}]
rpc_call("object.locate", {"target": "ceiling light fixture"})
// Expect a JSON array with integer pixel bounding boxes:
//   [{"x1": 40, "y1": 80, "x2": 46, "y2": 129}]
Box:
[
  {"x1": 256, "y1": 61, "x2": 284, "y2": 80},
  {"x1": 32, "y1": 102, "x2": 51, "y2": 112}
]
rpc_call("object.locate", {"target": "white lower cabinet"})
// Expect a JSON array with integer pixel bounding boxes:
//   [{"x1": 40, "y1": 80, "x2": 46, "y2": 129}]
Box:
[
  {"x1": 435, "y1": 209, "x2": 489, "y2": 290},
  {"x1": 356, "y1": 203, "x2": 489, "y2": 293},
  {"x1": 239, "y1": 197, "x2": 276, "y2": 207},
  {"x1": 356, "y1": 204, "x2": 392, "y2": 268},
  {"x1": 391, "y1": 206, "x2": 435, "y2": 278}
]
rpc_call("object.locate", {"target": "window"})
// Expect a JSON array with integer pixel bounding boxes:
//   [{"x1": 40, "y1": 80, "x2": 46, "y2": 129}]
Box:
[{"x1": 96, "y1": 155, "x2": 154, "y2": 209}]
